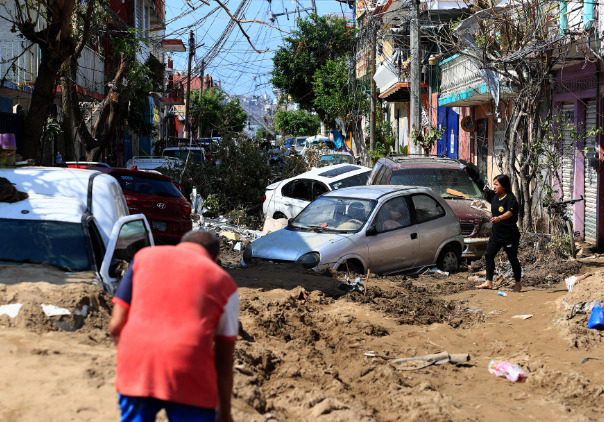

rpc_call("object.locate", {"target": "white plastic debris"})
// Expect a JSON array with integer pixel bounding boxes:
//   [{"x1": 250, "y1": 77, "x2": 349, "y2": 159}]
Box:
[
  {"x1": 41, "y1": 304, "x2": 71, "y2": 317},
  {"x1": 0, "y1": 303, "x2": 23, "y2": 318},
  {"x1": 233, "y1": 242, "x2": 242, "y2": 251},
  {"x1": 565, "y1": 276, "x2": 578, "y2": 292}
]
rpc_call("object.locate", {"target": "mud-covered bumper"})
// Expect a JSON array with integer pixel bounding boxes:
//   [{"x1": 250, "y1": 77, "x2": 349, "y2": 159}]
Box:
[{"x1": 462, "y1": 237, "x2": 489, "y2": 259}]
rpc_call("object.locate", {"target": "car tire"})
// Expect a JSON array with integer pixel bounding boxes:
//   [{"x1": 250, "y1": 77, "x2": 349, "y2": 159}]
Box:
[
  {"x1": 437, "y1": 245, "x2": 460, "y2": 273},
  {"x1": 273, "y1": 212, "x2": 287, "y2": 220},
  {"x1": 337, "y1": 259, "x2": 364, "y2": 274}
]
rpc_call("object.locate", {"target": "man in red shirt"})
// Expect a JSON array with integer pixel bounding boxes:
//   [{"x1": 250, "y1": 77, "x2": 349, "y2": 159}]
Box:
[{"x1": 108, "y1": 230, "x2": 239, "y2": 422}]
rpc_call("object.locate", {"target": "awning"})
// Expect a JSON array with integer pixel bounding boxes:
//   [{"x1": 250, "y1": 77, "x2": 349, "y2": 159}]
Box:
[{"x1": 379, "y1": 82, "x2": 427, "y2": 102}]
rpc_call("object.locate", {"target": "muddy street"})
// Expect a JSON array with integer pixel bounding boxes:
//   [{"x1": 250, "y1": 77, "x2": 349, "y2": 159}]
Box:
[{"x1": 1, "y1": 245, "x2": 603, "y2": 421}]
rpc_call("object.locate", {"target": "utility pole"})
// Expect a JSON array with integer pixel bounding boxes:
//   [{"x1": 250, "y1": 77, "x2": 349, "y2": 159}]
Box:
[
  {"x1": 197, "y1": 59, "x2": 205, "y2": 139},
  {"x1": 369, "y1": 23, "x2": 377, "y2": 154},
  {"x1": 410, "y1": 0, "x2": 421, "y2": 154},
  {"x1": 184, "y1": 30, "x2": 195, "y2": 141}
]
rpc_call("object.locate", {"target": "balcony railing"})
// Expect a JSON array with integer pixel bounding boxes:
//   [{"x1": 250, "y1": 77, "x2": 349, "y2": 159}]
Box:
[
  {"x1": 76, "y1": 46, "x2": 104, "y2": 95},
  {"x1": 439, "y1": 54, "x2": 485, "y2": 99},
  {"x1": 0, "y1": 41, "x2": 39, "y2": 86}
]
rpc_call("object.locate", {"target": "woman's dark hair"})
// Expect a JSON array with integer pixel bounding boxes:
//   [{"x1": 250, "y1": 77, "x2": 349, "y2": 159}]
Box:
[{"x1": 494, "y1": 174, "x2": 513, "y2": 194}]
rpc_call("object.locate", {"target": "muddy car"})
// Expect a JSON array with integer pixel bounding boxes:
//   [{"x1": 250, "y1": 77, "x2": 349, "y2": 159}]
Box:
[
  {"x1": 367, "y1": 157, "x2": 491, "y2": 260},
  {"x1": 245, "y1": 185, "x2": 464, "y2": 274}
]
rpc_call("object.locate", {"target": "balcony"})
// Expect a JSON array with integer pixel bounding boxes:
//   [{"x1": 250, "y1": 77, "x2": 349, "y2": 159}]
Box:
[
  {"x1": 76, "y1": 46, "x2": 104, "y2": 96},
  {"x1": 438, "y1": 54, "x2": 514, "y2": 107}
]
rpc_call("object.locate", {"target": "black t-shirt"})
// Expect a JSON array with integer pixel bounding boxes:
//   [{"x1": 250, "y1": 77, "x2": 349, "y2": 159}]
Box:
[{"x1": 491, "y1": 193, "x2": 520, "y2": 242}]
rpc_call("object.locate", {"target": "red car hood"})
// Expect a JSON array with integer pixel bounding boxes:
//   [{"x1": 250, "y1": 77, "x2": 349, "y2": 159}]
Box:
[{"x1": 445, "y1": 199, "x2": 490, "y2": 222}]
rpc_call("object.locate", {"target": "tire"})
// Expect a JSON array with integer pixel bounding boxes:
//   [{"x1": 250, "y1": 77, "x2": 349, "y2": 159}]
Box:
[
  {"x1": 273, "y1": 212, "x2": 287, "y2": 220},
  {"x1": 337, "y1": 260, "x2": 364, "y2": 274},
  {"x1": 565, "y1": 219, "x2": 576, "y2": 258},
  {"x1": 437, "y1": 245, "x2": 460, "y2": 273}
]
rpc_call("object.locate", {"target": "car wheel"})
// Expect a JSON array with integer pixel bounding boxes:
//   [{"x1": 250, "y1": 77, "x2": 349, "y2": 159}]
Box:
[
  {"x1": 273, "y1": 212, "x2": 287, "y2": 220},
  {"x1": 337, "y1": 259, "x2": 364, "y2": 274},
  {"x1": 437, "y1": 245, "x2": 460, "y2": 273}
]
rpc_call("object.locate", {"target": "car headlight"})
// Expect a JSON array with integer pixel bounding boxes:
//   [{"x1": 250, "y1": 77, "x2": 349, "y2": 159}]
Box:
[
  {"x1": 242, "y1": 245, "x2": 253, "y2": 263},
  {"x1": 296, "y1": 252, "x2": 320, "y2": 269}
]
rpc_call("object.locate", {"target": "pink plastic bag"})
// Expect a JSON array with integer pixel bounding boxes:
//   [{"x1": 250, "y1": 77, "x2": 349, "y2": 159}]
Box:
[{"x1": 488, "y1": 360, "x2": 526, "y2": 382}]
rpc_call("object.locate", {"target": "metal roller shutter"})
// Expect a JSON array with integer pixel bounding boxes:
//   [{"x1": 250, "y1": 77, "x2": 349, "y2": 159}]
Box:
[
  {"x1": 584, "y1": 100, "x2": 598, "y2": 244},
  {"x1": 561, "y1": 103, "x2": 575, "y2": 222}
]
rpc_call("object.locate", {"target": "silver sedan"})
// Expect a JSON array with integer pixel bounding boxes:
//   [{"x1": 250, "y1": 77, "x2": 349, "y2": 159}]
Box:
[{"x1": 243, "y1": 185, "x2": 464, "y2": 275}]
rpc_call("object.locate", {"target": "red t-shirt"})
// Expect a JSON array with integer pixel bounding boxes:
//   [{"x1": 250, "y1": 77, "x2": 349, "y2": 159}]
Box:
[{"x1": 112, "y1": 242, "x2": 239, "y2": 408}]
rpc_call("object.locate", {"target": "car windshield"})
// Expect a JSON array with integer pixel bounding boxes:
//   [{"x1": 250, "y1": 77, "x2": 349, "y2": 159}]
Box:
[
  {"x1": 296, "y1": 138, "x2": 307, "y2": 147},
  {"x1": 390, "y1": 168, "x2": 482, "y2": 199},
  {"x1": 291, "y1": 196, "x2": 376, "y2": 232},
  {"x1": 163, "y1": 149, "x2": 203, "y2": 163},
  {"x1": 112, "y1": 174, "x2": 183, "y2": 198},
  {"x1": 308, "y1": 140, "x2": 336, "y2": 150},
  {"x1": 330, "y1": 170, "x2": 371, "y2": 190},
  {"x1": 0, "y1": 219, "x2": 92, "y2": 271},
  {"x1": 320, "y1": 154, "x2": 354, "y2": 167},
  {"x1": 283, "y1": 138, "x2": 295, "y2": 147}
]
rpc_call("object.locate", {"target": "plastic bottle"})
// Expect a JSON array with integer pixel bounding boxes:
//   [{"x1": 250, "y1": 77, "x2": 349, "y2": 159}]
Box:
[
  {"x1": 488, "y1": 360, "x2": 526, "y2": 382},
  {"x1": 588, "y1": 302, "x2": 604, "y2": 330},
  {"x1": 498, "y1": 291, "x2": 507, "y2": 297}
]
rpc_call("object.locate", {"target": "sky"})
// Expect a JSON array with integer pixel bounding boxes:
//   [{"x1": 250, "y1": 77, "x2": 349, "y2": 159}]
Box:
[{"x1": 164, "y1": 0, "x2": 351, "y2": 99}]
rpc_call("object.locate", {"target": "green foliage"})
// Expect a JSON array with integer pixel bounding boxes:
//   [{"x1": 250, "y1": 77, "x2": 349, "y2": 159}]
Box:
[
  {"x1": 273, "y1": 109, "x2": 320, "y2": 136},
  {"x1": 312, "y1": 57, "x2": 367, "y2": 129},
  {"x1": 411, "y1": 125, "x2": 444, "y2": 154},
  {"x1": 367, "y1": 106, "x2": 395, "y2": 162},
  {"x1": 190, "y1": 88, "x2": 247, "y2": 138},
  {"x1": 271, "y1": 14, "x2": 354, "y2": 115}
]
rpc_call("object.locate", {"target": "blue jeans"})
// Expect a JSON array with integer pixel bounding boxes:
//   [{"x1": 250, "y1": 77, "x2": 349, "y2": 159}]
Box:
[{"x1": 118, "y1": 394, "x2": 217, "y2": 422}]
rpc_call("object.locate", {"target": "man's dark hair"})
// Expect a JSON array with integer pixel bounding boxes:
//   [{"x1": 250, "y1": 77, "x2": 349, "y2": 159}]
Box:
[
  {"x1": 494, "y1": 174, "x2": 513, "y2": 195},
  {"x1": 181, "y1": 230, "x2": 220, "y2": 259}
]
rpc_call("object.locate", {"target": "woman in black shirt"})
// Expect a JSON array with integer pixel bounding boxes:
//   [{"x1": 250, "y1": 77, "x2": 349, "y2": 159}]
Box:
[{"x1": 476, "y1": 174, "x2": 522, "y2": 292}]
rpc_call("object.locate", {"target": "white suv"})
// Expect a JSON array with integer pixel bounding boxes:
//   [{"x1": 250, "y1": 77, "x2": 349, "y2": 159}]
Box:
[{"x1": 0, "y1": 167, "x2": 154, "y2": 293}]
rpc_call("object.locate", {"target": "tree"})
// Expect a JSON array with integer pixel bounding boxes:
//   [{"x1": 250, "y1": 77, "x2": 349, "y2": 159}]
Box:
[
  {"x1": 1, "y1": 0, "x2": 96, "y2": 161},
  {"x1": 271, "y1": 14, "x2": 354, "y2": 123},
  {"x1": 437, "y1": 0, "x2": 569, "y2": 230},
  {"x1": 273, "y1": 109, "x2": 320, "y2": 136},
  {"x1": 312, "y1": 56, "x2": 368, "y2": 163},
  {"x1": 189, "y1": 88, "x2": 247, "y2": 138}
]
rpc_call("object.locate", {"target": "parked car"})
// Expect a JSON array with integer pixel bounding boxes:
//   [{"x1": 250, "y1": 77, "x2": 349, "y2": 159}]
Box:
[
  {"x1": 73, "y1": 167, "x2": 192, "y2": 245},
  {"x1": 301, "y1": 137, "x2": 337, "y2": 156},
  {"x1": 245, "y1": 185, "x2": 464, "y2": 274},
  {"x1": 263, "y1": 164, "x2": 372, "y2": 220},
  {"x1": 0, "y1": 167, "x2": 154, "y2": 293},
  {"x1": 162, "y1": 146, "x2": 205, "y2": 164},
  {"x1": 281, "y1": 136, "x2": 307, "y2": 153},
  {"x1": 367, "y1": 156, "x2": 491, "y2": 259},
  {"x1": 125, "y1": 155, "x2": 183, "y2": 171}
]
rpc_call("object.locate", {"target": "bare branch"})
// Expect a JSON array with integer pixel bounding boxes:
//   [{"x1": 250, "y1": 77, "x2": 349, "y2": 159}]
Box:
[
  {"x1": 212, "y1": 0, "x2": 288, "y2": 53},
  {"x1": 74, "y1": 0, "x2": 97, "y2": 58}
]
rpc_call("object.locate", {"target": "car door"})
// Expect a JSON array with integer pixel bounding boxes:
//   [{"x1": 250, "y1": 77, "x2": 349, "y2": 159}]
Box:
[
  {"x1": 366, "y1": 196, "x2": 419, "y2": 274},
  {"x1": 280, "y1": 179, "x2": 312, "y2": 218},
  {"x1": 408, "y1": 193, "x2": 447, "y2": 266},
  {"x1": 99, "y1": 214, "x2": 154, "y2": 293}
]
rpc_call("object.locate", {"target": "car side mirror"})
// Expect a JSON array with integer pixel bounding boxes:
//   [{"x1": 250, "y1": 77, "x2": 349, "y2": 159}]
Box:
[{"x1": 366, "y1": 225, "x2": 378, "y2": 236}]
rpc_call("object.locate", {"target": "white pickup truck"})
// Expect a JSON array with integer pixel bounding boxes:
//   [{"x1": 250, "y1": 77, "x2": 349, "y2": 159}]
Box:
[
  {"x1": 124, "y1": 156, "x2": 183, "y2": 170},
  {"x1": 0, "y1": 167, "x2": 154, "y2": 293}
]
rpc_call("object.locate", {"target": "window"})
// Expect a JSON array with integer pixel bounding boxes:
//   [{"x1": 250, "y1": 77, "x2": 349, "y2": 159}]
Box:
[
  {"x1": 330, "y1": 170, "x2": 371, "y2": 190},
  {"x1": 112, "y1": 174, "x2": 183, "y2": 198},
  {"x1": 0, "y1": 219, "x2": 92, "y2": 271},
  {"x1": 282, "y1": 179, "x2": 311, "y2": 201},
  {"x1": 311, "y1": 182, "x2": 329, "y2": 200},
  {"x1": 410, "y1": 194, "x2": 445, "y2": 223},
  {"x1": 390, "y1": 168, "x2": 482, "y2": 199},
  {"x1": 374, "y1": 197, "x2": 411, "y2": 233},
  {"x1": 112, "y1": 220, "x2": 152, "y2": 263}
]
